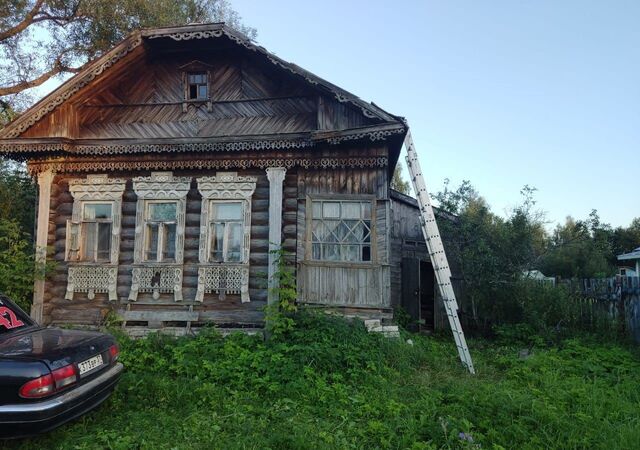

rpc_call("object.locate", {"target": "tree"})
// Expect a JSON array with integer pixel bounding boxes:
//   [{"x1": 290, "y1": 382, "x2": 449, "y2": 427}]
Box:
[
  {"x1": 0, "y1": 0, "x2": 256, "y2": 116},
  {"x1": 390, "y1": 163, "x2": 411, "y2": 195}
]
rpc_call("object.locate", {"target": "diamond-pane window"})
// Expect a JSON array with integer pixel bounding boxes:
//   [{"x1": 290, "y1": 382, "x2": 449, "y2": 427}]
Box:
[{"x1": 310, "y1": 200, "x2": 373, "y2": 262}]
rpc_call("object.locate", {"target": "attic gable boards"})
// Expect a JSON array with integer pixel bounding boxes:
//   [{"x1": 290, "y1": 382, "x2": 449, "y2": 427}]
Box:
[{"x1": 20, "y1": 41, "x2": 379, "y2": 140}]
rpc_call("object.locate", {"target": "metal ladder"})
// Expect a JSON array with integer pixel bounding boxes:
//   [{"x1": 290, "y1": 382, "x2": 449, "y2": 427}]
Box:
[{"x1": 403, "y1": 129, "x2": 475, "y2": 374}]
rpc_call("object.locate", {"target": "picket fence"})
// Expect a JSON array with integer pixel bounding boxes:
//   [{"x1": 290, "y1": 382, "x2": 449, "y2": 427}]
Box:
[{"x1": 561, "y1": 276, "x2": 640, "y2": 343}]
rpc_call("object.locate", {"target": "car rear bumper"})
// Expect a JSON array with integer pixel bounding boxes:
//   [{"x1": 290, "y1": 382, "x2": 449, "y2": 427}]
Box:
[{"x1": 0, "y1": 362, "x2": 123, "y2": 439}]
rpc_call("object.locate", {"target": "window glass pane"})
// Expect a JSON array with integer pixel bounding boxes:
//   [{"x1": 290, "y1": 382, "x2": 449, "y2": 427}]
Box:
[
  {"x1": 361, "y1": 202, "x2": 371, "y2": 219},
  {"x1": 210, "y1": 223, "x2": 224, "y2": 261},
  {"x1": 164, "y1": 223, "x2": 176, "y2": 260},
  {"x1": 227, "y1": 223, "x2": 243, "y2": 262},
  {"x1": 213, "y1": 202, "x2": 242, "y2": 221},
  {"x1": 312, "y1": 201, "x2": 322, "y2": 218},
  {"x1": 323, "y1": 244, "x2": 339, "y2": 261},
  {"x1": 322, "y1": 202, "x2": 340, "y2": 219},
  {"x1": 335, "y1": 221, "x2": 350, "y2": 240},
  {"x1": 323, "y1": 220, "x2": 339, "y2": 243},
  {"x1": 145, "y1": 224, "x2": 159, "y2": 261},
  {"x1": 97, "y1": 223, "x2": 111, "y2": 260},
  {"x1": 343, "y1": 245, "x2": 360, "y2": 262},
  {"x1": 84, "y1": 203, "x2": 111, "y2": 220},
  {"x1": 312, "y1": 243, "x2": 321, "y2": 260},
  {"x1": 189, "y1": 85, "x2": 198, "y2": 99},
  {"x1": 82, "y1": 223, "x2": 97, "y2": 261},
  {"x1": 149, "y1": 203, "x2": 177, "y2": 221},
  {"x1": 342, "y1": 202, "x2": 361, "y2": 219},
  {"x1": 198, "y1": 85, "x2": 208, "y2": 99},
  {"x1": 362, "y1": 245, "x2": 371, "y2": 261}
]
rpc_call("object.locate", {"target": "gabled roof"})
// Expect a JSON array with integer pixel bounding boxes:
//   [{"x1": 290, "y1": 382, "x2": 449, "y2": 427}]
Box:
[
  {"x1": 618, "y1": 247, "x2": 640, "y2": 261},
  {"x1": 0, "y1": 22, "x2": 404, "y2": 140}
]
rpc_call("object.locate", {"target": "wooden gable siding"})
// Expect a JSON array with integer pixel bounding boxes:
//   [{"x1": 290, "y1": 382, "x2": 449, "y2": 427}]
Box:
[
  {"x1": 21, "y1": 50, "x2": 377, "y2": 140},
  {"x1": 295, "y1": 145, "x2": 391, "y2": 309},
  {"x1": 40, "y1": 166, "x2": 298, "y2": 327}
]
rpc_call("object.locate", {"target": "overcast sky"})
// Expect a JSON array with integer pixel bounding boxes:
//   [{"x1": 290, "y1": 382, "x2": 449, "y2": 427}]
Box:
[{"x1": 232, "y1": 0, "x2": 639, "y2": 228}]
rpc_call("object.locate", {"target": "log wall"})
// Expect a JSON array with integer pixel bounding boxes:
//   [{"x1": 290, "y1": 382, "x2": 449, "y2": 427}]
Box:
[{"x1": 41, "y1": 166, "x2": 298, "y2": 326}]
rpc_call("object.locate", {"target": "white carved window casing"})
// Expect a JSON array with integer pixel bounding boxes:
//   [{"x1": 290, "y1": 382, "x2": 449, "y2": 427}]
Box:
[
  {"x1": 129, "y1": 172, "x2": 190, "y2": 302},
  {"x1": 65, "y1": 174, "x2": 126, "y2": 301},
  {"x1": 196, "y1": 172, "x2": 256, "y2": 303}
]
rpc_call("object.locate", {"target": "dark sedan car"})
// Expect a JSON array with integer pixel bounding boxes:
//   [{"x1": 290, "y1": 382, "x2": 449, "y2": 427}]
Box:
[{"x1": 0, "y1": 295, "x2": 123, "y2": 439}]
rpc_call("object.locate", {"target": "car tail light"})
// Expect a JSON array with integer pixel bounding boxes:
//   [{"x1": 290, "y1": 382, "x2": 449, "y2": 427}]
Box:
[
  {"x1": 19, "y1": 374, "x2": 55, "y2": 399},
  {"x1": 19, "y1": 364, "x2": 77, "y2": 399},
  {"x1": 109, "y1": 344, "x2": 119, "y2": 362},
  {"x1": 52, "y1": 364, "x2": 77, "y2": 390}
]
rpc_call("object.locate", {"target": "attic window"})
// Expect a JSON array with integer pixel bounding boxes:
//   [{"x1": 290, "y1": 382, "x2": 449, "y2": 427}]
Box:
[{"x1": 187, "y1": 72, "x2": 208, "y2": 100}]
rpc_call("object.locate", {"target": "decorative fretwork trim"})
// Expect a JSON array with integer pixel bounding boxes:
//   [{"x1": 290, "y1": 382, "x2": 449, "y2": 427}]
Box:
[
  {"x1": 1, "y1": 35, "x2": 143, "y2": 139},
  {"x1": 66, "y1": 265, "x2": 118, "y2": 302},
  {"x1": 132, "y1": 172, "x2": 190, "y2": 265},
  {"x1": 66, "y1": 174, "x2": 126, "y2": 264},
  {"x1": 27, "y1": 156, "x2": 388, "y2": 176},
  {"x1": 129, "y1": 265, "x2": 183, "y2": 302},
  {"x1": 196, "y1": 173, "x2": 256, "y2": 303},
  {"x1": 146, "y1": 25, "x2": 386, "y2": 120},
  {"x1": 195, "y1": 265, "x2": 250, "y2": 303}
]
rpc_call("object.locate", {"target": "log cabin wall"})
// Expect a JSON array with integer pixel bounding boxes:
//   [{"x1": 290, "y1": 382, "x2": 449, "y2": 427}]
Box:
[
  {"x1": 296, "y1": 145, "x2": 392, "y2": 310},
  {"x1": 41, "y1": 166, "x2": 298, "y2": 327}
]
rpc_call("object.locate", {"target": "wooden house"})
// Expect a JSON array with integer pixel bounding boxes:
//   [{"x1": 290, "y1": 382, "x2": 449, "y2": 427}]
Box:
[{"x1": 0, "y1": 23, "x2": 435, "y2": 333}]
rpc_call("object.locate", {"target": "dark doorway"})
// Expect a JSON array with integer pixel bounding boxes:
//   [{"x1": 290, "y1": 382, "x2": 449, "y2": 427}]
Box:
[
  {"x1": 401, "y1": 258, "x2": 435, "y2": 331},
  {"x1": 420, "y1": 260, "x2": 435, "y2": 331}
]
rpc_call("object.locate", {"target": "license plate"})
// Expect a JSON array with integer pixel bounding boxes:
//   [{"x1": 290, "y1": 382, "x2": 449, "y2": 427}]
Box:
[{"x1": 78, "y1": 354, "x2": 104, "y2": 376}]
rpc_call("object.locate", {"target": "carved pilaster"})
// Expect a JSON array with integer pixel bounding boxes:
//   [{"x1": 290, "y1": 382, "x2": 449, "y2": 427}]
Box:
[
  {"x1": 266, "y1": 167, "x2": 286, "y2": 306},
  {"x1": 32, "y1": 169, "x2": 54, "y2": 322}
]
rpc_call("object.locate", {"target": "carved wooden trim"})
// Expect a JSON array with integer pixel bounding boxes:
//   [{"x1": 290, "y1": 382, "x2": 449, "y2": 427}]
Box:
[
  {"x1": 32, "y1": 169, "x2": 54, "y2": 322},
  {"x1": 1, "y1": 35, "x2": 143, "y2": 139},
  {"x1": 195, "y1": 172, "x2": 257, "y2": 303},
  {"x1": 129, "y1": 265, "x2": 183, "y2": 302},
  {"x1": 266, "y1": 168, "x2": 286, "y2": 306},
  {"x1": 129, "y1": 172, "x2": 189, "y2": 302},
  {"x1": 27, "y1": 156, "x2": 388, "y2": 176},
  {"x1": 64, "y1": 174, "x2": 125, "y2": 302}
]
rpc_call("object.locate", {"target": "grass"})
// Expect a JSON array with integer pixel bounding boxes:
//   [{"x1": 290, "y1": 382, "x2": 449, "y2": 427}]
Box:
[{"x1": 3, "y1": 312, "x2": 640, "y2": 450}]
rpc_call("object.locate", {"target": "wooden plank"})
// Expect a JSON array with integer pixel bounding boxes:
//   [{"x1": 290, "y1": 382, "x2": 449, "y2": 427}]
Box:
[{"x1": 122, "y1": 310, "x2": 199, "y2": 322}]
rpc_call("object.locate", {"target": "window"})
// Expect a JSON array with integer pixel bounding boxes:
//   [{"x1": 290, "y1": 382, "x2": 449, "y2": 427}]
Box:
[
  {"x1": 187, "y1": 72, "x2": 208, "y2": 100},
  {"x1": 79, "y1": 203, "x2": 113, "y2": 262},
  {"x1": 143, "y1": 202, "x2": 177, "y2": 262},
  {"x1": 310, "y1": 200, "x2": 372, "y2": 262},
  {"x1": 208, "y1": 202, "x2": 244, "y2": 263}
]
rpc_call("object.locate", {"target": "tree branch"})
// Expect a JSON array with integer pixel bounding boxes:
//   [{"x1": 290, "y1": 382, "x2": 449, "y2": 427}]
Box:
[
  {"x1": 0, "y1": 59, "x2": 80, "y2": 96},
  {"x1": 0, "y1": 0, "x2": 46, "y2": 41}
]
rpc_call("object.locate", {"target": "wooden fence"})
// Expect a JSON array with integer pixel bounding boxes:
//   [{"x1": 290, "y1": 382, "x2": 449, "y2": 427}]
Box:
[{"x1": 561, "y1": 276, "x2": 640, "y2": 343}]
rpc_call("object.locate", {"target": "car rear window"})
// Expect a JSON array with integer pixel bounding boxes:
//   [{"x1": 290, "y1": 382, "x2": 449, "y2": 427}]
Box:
[{"x1": 0, "y1": 298, "x2": 31, "y2": 334}]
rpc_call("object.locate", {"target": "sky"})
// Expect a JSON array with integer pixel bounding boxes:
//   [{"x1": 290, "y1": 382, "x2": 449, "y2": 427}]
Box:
[{"x1": 229, "y1": 0, "x2": 639, "y2": 228}]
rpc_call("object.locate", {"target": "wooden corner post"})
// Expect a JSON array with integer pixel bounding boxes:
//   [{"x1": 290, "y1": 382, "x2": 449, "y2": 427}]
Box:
[
  {"x1": 266, "y1": 167, "x2": 286, "y2": 306},
  {"x1": 32, "y1": 169, "x2": 55, "y2": 323}
]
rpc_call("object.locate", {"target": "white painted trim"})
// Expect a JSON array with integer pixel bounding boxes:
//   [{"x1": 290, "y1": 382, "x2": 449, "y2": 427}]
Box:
[
  {"x1": 266, "y1": 167, "x2": 286, "y2": 306},
  {"x1": 32, "y1": 169, "x2": 54, "y2": 322}
]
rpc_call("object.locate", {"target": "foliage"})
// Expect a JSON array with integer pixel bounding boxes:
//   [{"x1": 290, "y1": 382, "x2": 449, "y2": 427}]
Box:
[
  {"x1": 390, "y1": 162, "x2": 411, "y2": 195},
  {"x1": 264, "y1": 247, "x2": 298, "y2": 337},
  {"x1": 433, "y1": 179, "x2": 639, "y2": 333},
  {"x1": 6, "y1": 313, "x2": 640, "y2": 449},
  {"x1": 0, "y1": 0, "x2": 256, "y2": 114},
  {"x1": 0, "y1": 159, "x2": 36, "y2": 237},
  {"x1": 0, "y1": 219, "x2": 38, "y2": 311}
]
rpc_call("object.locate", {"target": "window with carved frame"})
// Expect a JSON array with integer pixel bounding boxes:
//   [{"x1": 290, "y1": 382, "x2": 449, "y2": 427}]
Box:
[
  {"x1": 207, "y1": 201, "x2": 245, "y2": 263},
  {"x1": 309, "y1": 199, "x2": 373, "y2": 262},
  {"x1": 143, "y1": 201, "x2": 178, "y2": 263},
  {"x1": 76, "y1": 202, "x2": 113, "y2": 262}
]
